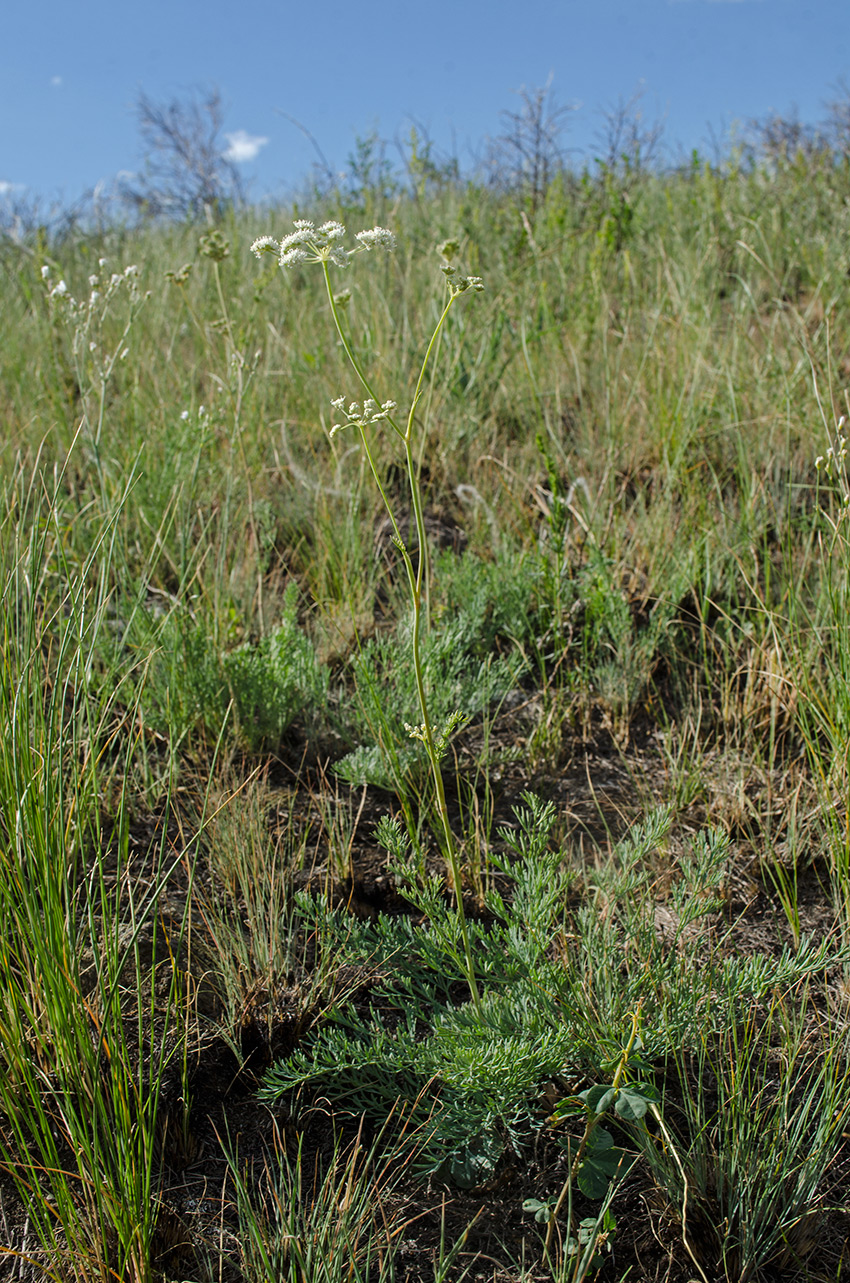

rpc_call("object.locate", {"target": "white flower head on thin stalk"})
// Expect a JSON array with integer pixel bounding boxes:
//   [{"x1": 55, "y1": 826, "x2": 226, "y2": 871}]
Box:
[
  {"x1": 355, "y1": 226, "x2": 396, "y2": 251},
  {"x1": 250, "y1": 220, "x2": 396, "y2": 272},
  {"x1": 250, "y1": 235, "x2": 279, "y2": 259},
  {"x1": 329, "y1": 394, "x2": 397, "y2": 439}
]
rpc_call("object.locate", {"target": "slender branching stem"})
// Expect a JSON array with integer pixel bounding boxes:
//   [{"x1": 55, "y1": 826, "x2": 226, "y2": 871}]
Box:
[{"x1": 321, "y1": 264, "x2": 482, "y2": 1016}]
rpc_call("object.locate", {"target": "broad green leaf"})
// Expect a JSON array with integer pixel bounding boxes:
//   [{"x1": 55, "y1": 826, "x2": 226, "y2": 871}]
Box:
[
  {"x1": 615, "y1": 1085, "x2": 655, "y2": 1120},
  {"x1": 587, "y1": 1125, "x2": 615, "y2": 1154},
  {"x1": 579, "y1": 1083, "x2": 616, "y2": 1114},
  {"x1": 522, "y1": 1198, "x2": 552, "y2": 1223},
  {"x1": 577, "y1": 1143, "x2": 625, "y2": 1198}
]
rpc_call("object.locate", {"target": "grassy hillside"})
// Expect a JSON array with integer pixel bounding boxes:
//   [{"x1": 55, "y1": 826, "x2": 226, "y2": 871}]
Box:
[{"x1": 1, "y1": 152, "x2": 850, "y2": 1281}]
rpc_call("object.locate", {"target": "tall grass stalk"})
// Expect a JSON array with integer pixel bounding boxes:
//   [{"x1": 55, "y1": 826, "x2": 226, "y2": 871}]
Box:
[{"x1": 227, "y1": 1114, "x2": 415, "y2": 1282}]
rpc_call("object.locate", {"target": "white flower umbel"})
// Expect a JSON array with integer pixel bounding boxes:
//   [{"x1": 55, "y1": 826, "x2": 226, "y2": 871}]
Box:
[
  {"x1": 251, "y1": 220, "x2": 396, "y2": 272},
  {"x1": 329, "y1": 395, "x2": 397, "y2": 438},
  {"x1": 250, "y1": 235, "x2": 279, "y2": 258},
  {"x1": 355, "y1": 226, "x2": 396, "y2": 251}
]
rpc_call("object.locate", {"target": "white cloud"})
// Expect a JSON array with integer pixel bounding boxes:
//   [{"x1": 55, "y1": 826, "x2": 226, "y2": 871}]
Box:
[
  {"x1": 50, "y1": 75, "x2": 63, "y2": 87},
  {"x1": 223, "y1": 130, "x2": 269, "y2": 163},
  {"x1": 0, "y1": 180, "x2": 22, "y2": 196}
]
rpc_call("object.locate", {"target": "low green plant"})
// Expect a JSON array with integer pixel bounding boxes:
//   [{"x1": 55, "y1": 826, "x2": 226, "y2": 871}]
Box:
[
  {"x1": 139, "y1": 582, "x2": 327, "y2": 752},
  {"x1": 522, "y1": 1008, "x2": 656, "y2": 1281},
  {"x1": 334, "y1": 607, "x2": 520, "y2": 794},
  {"x1": 260, "y1": 794, "x2": 844, "y2": 1208},
  {"x1": 261, "y1": 795, "x2": 580, "y2": 1185}
]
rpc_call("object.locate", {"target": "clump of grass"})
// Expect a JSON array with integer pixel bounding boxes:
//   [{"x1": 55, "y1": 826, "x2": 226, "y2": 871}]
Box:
[
  {"x1": 640, "y1": 991, "x2": 850, "y2": 1282},
  {"x1": 0, "y1": 458, "x2": 192, "y2": 1280},
  {"x1": 226, "y1": 1115, "x2": 416, "y2": 1282}
]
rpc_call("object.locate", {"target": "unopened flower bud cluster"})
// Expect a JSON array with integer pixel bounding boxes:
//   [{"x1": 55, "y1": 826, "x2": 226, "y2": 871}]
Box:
[
  {"x1": 329, "y1": 395, "x2": 397, "y2": 439},
  {"x1": 251, "y1": 220, "x2": 396, "y2": 271},
  {"x1": 439, "y1": 262, "x2": 484, "y2": 295}
]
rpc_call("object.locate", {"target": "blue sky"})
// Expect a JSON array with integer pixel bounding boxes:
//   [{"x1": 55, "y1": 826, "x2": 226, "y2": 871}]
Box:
[{"x1": 2, "y1": 0, "x2": 848, "y2": 206}]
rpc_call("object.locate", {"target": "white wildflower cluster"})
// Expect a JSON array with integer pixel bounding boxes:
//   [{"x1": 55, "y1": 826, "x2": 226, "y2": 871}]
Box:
[
  {"x1": 816, "y1": 416, "x2": 850, "y2": 505},
  {"x1": 41, "y1": 259, "x2": 143, "y2": 319},
  {"x1": 251, "y1": 220, "x2": 396, "y2": 271},
  {"x1": 329, "y1": 394, "x2": 397, "y2": 439},
  {"x1": 354, "y1": 227, "x2": 396, "y2": 251},
  {"x1": 41, "y1": 259, "x2": 147, "y2": 385}
]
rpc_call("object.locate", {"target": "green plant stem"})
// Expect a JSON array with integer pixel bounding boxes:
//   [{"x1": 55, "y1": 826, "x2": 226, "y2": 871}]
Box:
[
  {"x1": 545, "y1": 1006, "x2": 643, "y2": 1258},
  {"x1": 321, "y1": 264, "x2": 482, "y2": 1016}
]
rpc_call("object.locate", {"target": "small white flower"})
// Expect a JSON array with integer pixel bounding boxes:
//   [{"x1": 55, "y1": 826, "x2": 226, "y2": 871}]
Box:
[
  {"x1": 124, "y1": 264, "x2": 138, "y2": 277},
  {"x1": 251, "y1": 235, "x2": 279, "y2": 258},
  {"x1": 329, "y1": 394, "x2": 397, "y2": 438},
  {"x1": 89, "y1": 290, "x2": 100, "y2": 303},
  {"x1": 280, "y1": 225, "x2": 317, "y2": 251},
  {"x1": 355, "y1": 226, "x2": 396, "y2": 251},
  {"x1": 41, "y1": 265, "x2": 50, "y2": 279},
  {"x1": 199, "y1": 405, "x2": 205, "y2": 416},
  {"x1": 328, "y1": 246, "x2": 351, "y2": 268},
  {"x1": 88, "y1": 274, "x2": 98, "y2": 287},
  {"x1": 293, "y1": 219, "x2": 314, "y2": 231},
  {"x1": 280, "y1": 246, "x2": 311, "y2": 267},
  {"x1": 98, "y1": 257, "x2": 107, "y2": 267},
  {"x1": 319, "y1": 220, "x2": 345, "y2": 240},
  {"x1": 180, "y1": 410, "x2": 190, "y2": 421},
  {"x1": 52, "y1": 280, "x2": 68, "y2": 296},
  {"x1": 110, "y1": 273, "x2": 121, "y2": 287}
]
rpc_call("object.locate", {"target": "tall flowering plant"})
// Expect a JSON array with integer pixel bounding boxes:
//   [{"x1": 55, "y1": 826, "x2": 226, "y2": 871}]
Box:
[{"x1": 252, "y1": 220, "x2": 484, "y2": 1010}]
